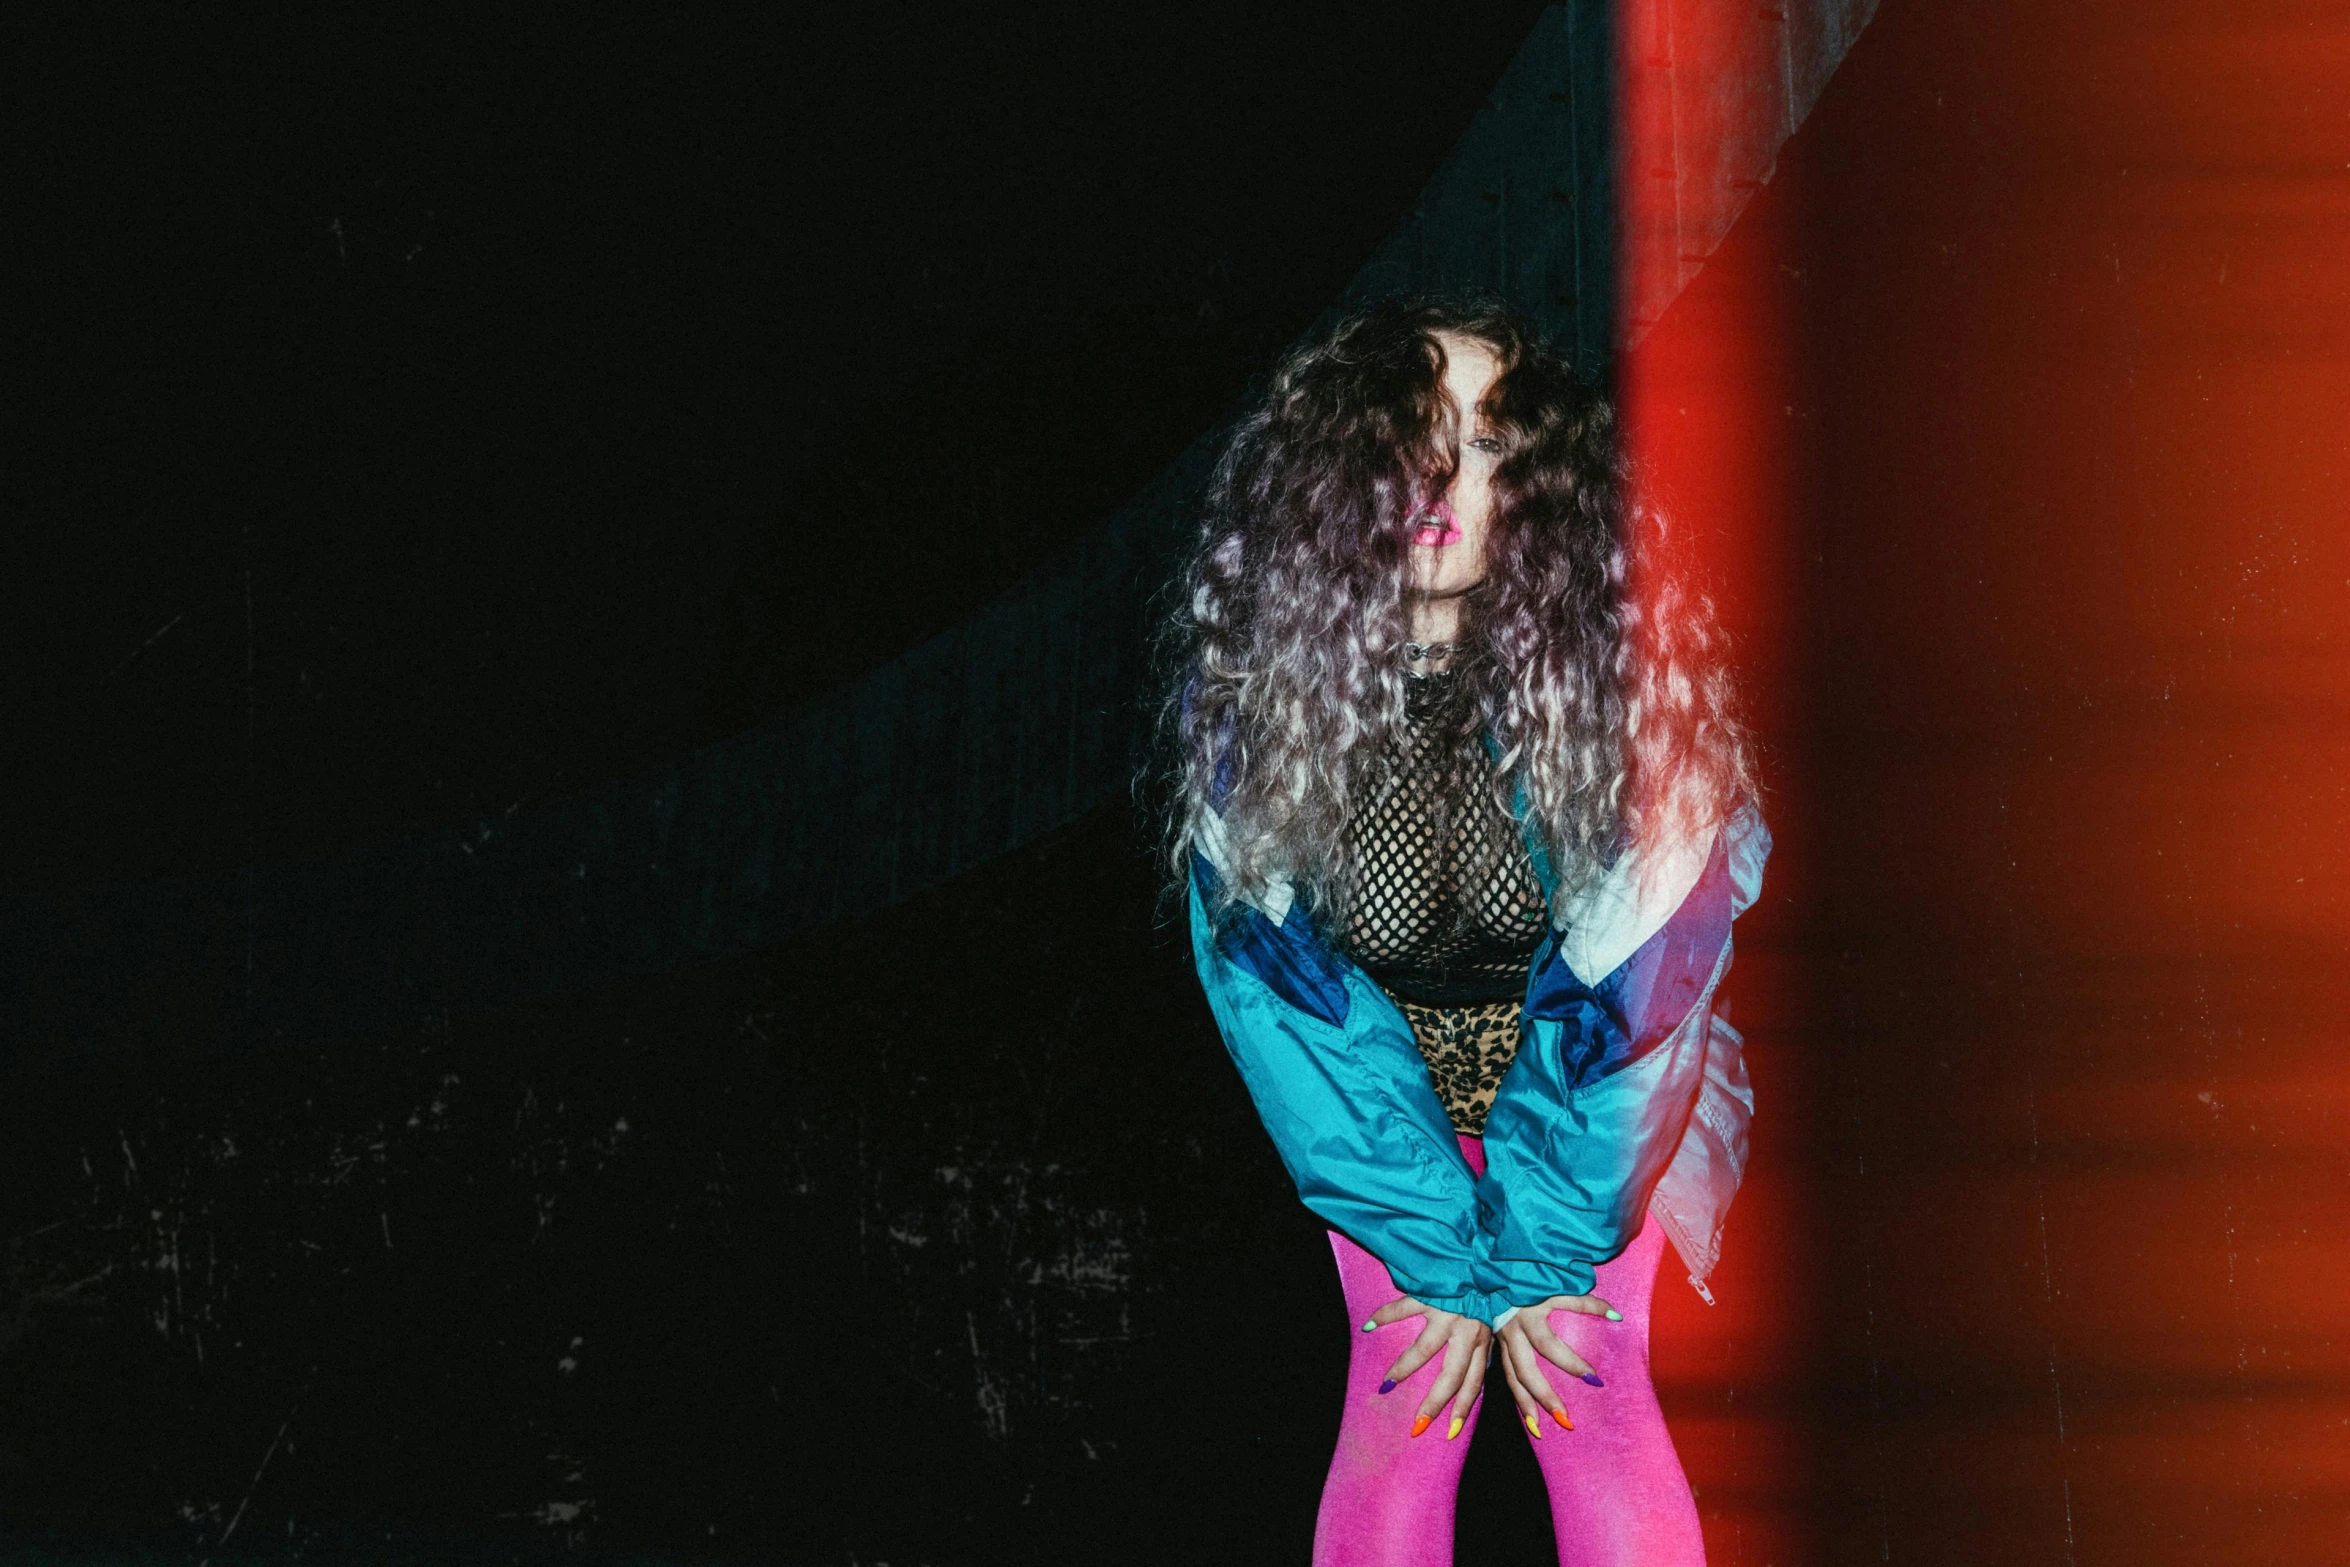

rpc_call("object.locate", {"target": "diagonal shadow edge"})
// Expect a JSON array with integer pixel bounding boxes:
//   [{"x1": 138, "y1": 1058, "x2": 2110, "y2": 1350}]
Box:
[{"x1": 1, "y1": 1, "x2": 1870, "y2": 1064}]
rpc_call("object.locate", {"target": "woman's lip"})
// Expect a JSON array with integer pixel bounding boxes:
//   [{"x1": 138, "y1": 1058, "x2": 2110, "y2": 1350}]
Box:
[{"x1": 1408, "y1": 501, "x2": 1461, "y2": 546}]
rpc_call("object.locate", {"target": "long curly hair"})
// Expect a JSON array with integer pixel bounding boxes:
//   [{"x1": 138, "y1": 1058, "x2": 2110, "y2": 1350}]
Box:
[{"x1": 1160, "y1": 292, "x2": 1753, "y2": 933}]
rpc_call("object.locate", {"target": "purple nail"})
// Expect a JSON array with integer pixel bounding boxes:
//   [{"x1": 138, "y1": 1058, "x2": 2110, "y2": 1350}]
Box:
[
  {"x1": 1579, "y1": 1373, "x2": 1605, "y2": 1388},
  {"x1": 1377, "y1": 1379, "x2": 1397, "y2": 1395}
]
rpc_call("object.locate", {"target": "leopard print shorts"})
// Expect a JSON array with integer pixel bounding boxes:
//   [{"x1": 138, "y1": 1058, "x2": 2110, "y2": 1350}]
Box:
[{"x1": 1395, "y1": 998, "x2": 1526, "y2": 1136}]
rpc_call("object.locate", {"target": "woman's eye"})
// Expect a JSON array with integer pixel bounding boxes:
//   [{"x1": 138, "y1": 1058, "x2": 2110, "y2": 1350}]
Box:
[{"x1": 1467, "y1": 436, "x2": 1504, "y2": 454}]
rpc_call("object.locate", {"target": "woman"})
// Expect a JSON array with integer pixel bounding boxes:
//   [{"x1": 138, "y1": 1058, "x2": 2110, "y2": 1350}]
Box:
[{"x1": 1163, "y1": 294, "x2": 1768, "y2": 1565}]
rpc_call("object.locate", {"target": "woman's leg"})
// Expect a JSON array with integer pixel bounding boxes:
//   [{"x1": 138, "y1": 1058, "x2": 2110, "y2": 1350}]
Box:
[
  {"x1": 1522, "y1": 1219, "x2": 1707, "y2": 1566},
  {"x1": 1311, "y1": 1132, "x2": 1497, "y2": 1564},
  {"x1": 1313, "y1": 1226, "x2": 1485, "y2": 1566}
]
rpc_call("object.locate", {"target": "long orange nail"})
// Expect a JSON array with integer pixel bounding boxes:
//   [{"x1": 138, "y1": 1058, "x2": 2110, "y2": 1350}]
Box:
[
  {"x1": 1446, "y1": 1415, "x2": 1464, "y2": 1441},
  {"x1": 1524, "y1": 1413, "x2": 1543, "y2": 1440},
  {"x1": 1551, "y1": 1407, "x2": 1574, "y2": 1430},
  {"x1": 1409, "y1": 1414, "x2": 1433, "y2": 1438}
]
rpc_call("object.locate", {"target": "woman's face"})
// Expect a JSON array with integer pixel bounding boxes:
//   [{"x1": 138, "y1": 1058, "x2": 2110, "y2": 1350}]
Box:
[{"x1": 1405, "y1": 331, "x2": 1506, "y2": 605}]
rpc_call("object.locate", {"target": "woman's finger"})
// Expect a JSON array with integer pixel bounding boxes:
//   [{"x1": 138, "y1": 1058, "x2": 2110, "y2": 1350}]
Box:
[
  {"x1": 1381, "y1": 1320, "x2": 1448, "y2": 1392},
  {"x1": 1363, "y1": 1297, "x2": 1429, "y2": 1332},
  {"x1": 1502, "y1": 1327, "x2": 1573, "y2": 1430},
  {"x1": 1550, "y1": 1293, "x2": 1622, "y2": 1322},
  {"x1": 1501, "y1": 1328, "x2": 1559, "y2": 1405},
  {"x1": 1446, "y1": 1338, "x2": 1487, "y2": 1439},
  {"x1": 1499, "y1": 1350, "x2": 1543, "y2": 1441},
  {"x1": 1412, "y1": 1333, "x2": 1469, "y2": 1436},
  {"x1": 1529, "y1": 1310, "x2": 1598, "y2": 1383}
]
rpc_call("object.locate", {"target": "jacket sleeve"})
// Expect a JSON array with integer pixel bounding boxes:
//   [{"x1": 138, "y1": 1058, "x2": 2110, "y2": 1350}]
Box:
[
  {"x1": 1185, "y1": 837, "x2": 1504, "y2": 1320},
  {"x1": 1471, "y1": 805, "x2": 1772, "y2": 1310},
  {"x1": 1645, "y1": 1007, "x2": 1756, "y2": 1303}
]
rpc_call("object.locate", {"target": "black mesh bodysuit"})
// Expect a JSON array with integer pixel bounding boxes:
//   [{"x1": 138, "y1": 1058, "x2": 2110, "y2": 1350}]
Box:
[{"x1": 1336, "y1": 669, "x2": 1550, "y2": 1135}]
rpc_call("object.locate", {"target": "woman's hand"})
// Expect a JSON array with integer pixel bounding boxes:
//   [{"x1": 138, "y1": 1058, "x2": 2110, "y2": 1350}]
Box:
[
  {"x1": 1363, "y1": 1297, "x2": 1492, "y2": 1439},
  {"x1": 1494, "y1": 1292, "x2": 1620, "y2": 1435}
]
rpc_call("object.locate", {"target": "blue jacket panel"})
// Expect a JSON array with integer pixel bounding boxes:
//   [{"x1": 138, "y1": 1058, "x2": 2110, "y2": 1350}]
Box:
[
  {"x1": 1473, "y1": 832, "x2": 1738, "y2": 1305},
  {"x1": 1187, "y1": 802, "x2": 1772, "y2": 1320},
  {"x1": 1187, "y1": 868, "x2": 1501, "y2": 1319}
]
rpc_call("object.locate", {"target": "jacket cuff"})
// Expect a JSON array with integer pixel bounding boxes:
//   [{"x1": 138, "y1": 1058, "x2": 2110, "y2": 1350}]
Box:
[
  {"x1": 1483, "y1": 1275, "x2": 1601, "y2": 1329},
  {"x1": 1405, "y1": 1290, "x2": 1487, "y2": 1321},
  {"x1": 1412, "y1": 1289, "x2": 1526, "y2": 1328}
]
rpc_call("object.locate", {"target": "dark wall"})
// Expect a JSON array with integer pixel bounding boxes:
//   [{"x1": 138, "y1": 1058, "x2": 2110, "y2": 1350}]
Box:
[
  {"x1": 3, "y1": 2, "x2": 1552, "y2": 892},
  {"x1": 4, "y1": 5, "x2": 1584, "y2": 1563},
  {"x1": 4, "y1": 3, "x2": 1621, "y2": 1083}
]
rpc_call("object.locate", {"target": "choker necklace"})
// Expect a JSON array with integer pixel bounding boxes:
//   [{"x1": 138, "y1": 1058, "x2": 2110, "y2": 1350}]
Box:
[{"x1": 1402, "y1": 641, "x2": 1453, "y2": 667}]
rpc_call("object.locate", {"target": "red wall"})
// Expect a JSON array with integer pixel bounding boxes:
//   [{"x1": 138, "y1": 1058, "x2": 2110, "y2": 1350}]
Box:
[{"x1": 1628, "y1": 2, "x2": 2350, "y2": 1561}]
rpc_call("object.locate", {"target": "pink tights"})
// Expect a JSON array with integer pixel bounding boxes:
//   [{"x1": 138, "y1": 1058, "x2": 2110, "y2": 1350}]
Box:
[{"x1": 1312, "y1": 1135, "x2": 1705, "y2": 1566}]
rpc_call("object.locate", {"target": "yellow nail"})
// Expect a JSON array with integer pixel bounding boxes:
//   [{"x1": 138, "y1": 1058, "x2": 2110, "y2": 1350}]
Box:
[
  {"x1": 1446, "y1": 1415, "x2": 1464, "y2": 1441},
  {"x1": 1524, "y1": 1413, "x2": 1543, "y2": 1440}
]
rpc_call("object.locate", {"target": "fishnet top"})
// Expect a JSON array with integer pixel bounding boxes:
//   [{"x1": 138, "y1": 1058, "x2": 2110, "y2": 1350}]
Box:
[{"x1": 1335, "y1": 670, "x2": 1550, "y2": 1135}]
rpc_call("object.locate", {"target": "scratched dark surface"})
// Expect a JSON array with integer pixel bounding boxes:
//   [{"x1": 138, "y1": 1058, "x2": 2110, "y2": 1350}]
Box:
[
  {"x1": 0, "y1": 3, "x2": 1571, "y2": 1562},
  {"x1": 1, "y1": 803, "x2": 1575, "y2": 1562},
  {"x1": 1, "y1": 807, "x2": 1329, "y2": 1561}
]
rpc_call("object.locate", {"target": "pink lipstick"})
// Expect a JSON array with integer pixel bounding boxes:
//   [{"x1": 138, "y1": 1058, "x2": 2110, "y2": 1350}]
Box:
[{"x1": 1409, "y1": 502, "x2": 1463, "y2": 547}]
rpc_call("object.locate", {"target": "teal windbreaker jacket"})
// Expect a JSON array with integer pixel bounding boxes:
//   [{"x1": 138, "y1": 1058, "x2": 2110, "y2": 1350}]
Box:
[{"x1": 1187, "y1": 798, "x2": 1770, "y2": 1322}]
